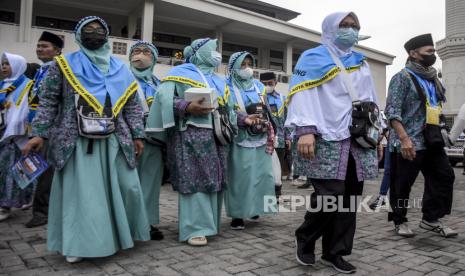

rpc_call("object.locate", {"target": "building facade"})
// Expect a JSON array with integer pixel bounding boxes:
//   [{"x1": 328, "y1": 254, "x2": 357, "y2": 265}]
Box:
[
  {"x1": 0, "y1": 0, "x2": 394, "y2": 105},
  {"x1": 437, "y1": 0, "x2": 465, "y2": 118}
]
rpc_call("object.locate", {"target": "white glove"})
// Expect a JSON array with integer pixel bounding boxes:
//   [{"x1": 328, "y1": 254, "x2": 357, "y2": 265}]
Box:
[{"x1": 449, "y1": 103, "x2": 465, "y2": 144}]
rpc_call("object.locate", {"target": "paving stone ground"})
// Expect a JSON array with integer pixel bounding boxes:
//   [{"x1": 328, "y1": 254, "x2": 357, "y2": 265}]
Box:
[{"x1": 1, "y1": 167, "x2": 465, "y2": 276}]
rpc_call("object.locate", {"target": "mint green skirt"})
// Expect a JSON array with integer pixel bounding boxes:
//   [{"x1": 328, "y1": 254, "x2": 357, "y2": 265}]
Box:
[
  {"x1": 137, "y1": 142, "x2": 164, "y2": 225},
  {"x1": 225, "y1": 144, "x2": 276, "y2": 219},
  {"x1": 47, "y1": 135, "x2": 150, "y2": 258},
  {"x1": 178, "y1": 192, "x2": 222, "y2": 241}
]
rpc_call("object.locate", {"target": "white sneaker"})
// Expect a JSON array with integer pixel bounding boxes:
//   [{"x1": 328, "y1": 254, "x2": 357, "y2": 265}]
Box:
[
  {"x1": 0, "y1": 208, "x2": 11, "y2": 221},
  {"x1": 65, "y1": 256, "x2": 83, "y2": 263},
  {"x1": 395, "y1": 222, "x2": 415, "y2": 237},
  {"x1": 420, "y1": 220, "x2": 458, "y2": 238},
  {"x1": 21, "y1": 202, "x2": 33, "y2": 210}
]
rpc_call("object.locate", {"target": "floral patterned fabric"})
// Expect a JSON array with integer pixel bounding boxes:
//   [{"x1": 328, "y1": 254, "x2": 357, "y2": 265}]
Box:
[
  {"x1": 292, "y1": 129, "x2": 378, "y2": 181},
  {"x1": 31, "y1": 61, "x2": 145, "y2": 170},
  {"x1": 164, "y1": 81, "x2": 232, "y2": 195},
  {"x1": 0, "y1": 140, "x2": 34, "y2": 208},
  {"x1": 385, "y1": 69, "x2": 427, "y2": 152}
]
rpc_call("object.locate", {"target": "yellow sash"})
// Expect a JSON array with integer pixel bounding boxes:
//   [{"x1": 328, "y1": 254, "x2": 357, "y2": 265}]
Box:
[{"x1": 55, "y1": 55, "x2": 138, "y2": 116}]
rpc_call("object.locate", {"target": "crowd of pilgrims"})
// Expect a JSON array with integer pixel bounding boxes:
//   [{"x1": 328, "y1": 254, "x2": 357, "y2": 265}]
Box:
[{"x1": 1, "y1": 11, "x2": 464, "y2": 274}]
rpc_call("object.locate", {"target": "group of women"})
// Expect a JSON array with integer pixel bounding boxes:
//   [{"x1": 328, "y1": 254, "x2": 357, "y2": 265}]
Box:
[{"x1": 1, "y1": 16, "x2": 277, "y2": 263}]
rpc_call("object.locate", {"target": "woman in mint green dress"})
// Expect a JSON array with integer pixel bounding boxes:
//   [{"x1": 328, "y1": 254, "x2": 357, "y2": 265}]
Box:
[
  {"x1": 23, "y1": 16, "x2": 150, "y2": 263},
  {"x1": 129, "y1": 41, "x2": 164, "y2": 241},
  {"x1": 146, "y1": 38, "x2": 251, "y2": 246},
  {"x1": 225, "y1": 51, "x2": 277, "y2": 230}
]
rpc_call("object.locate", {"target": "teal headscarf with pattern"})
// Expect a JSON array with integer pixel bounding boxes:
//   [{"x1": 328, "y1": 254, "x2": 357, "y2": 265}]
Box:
[
  {"x1": 228, "y1": 51, "x2": 255, "y2": 91},
  {"x1": 74, "y1": 16, "x2": 111, "y2": 74},
  {"x1": 129, "y1": 41, "x2": 159, "y2": 84},
  {"x1": 183, "y1": 38, "x2": 219, "y2": 75}
]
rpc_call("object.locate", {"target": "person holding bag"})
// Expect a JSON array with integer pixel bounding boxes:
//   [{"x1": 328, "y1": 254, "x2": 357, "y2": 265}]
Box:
[
  {"x1": 287, "y1": 12, "x2": 381, "y2": 274},
  {"x1": 386, "y1": 33, "x2": 456, "y2": 238},
  {"x1": 145, "y1": 38, "x2": 238, "y2": 246},
  {"x1": 224, "y1": 51, "x2": 276, "y2": 231},
  {"x1": 22, "y1": 16, "x2": 150, "y2": 263}
]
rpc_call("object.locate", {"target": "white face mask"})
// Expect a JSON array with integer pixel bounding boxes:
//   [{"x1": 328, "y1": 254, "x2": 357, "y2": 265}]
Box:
[
  {"x1": 209, "y1": 51, "x2": 222, "y2": 67},
  {"x1": 265, "y1": 85, "x2": 274, "y2": 94},
  {"x1": 238, "y1": 67, "x2": 254, "y2": 79},
  {"x1": 131, "y1": 53, "x2": 152, "y2": 69}
]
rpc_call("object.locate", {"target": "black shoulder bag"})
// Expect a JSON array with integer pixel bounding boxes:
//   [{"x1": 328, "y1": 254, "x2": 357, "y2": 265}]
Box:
[{"x1": 408, "y1": 73, "x2": 447, "y2": 149}]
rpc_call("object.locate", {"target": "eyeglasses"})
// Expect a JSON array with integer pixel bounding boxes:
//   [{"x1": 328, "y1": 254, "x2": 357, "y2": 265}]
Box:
[
  {"x1": 339, "y1": 23, "x2": 360, "y2": 30},
  {"x1": 82, "y1": 26, "x2": 107, "y2": 35},
  {"x1": 132, "y1": 48, "x2": 152, "y2": 56}
]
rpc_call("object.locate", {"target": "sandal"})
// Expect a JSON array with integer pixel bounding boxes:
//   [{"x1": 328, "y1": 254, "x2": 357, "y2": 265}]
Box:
[{"x1": 187, "y1": 236, "x2": 208, "y2": 246}]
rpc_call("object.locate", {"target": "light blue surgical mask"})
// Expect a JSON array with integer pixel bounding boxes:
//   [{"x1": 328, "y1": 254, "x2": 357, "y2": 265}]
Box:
[
  {"x1": 208, "y1": 51, "x2": 222, "y2": 67},
  {"x1": 334, "y1": 28, "x2": 359, "y2": 49}
]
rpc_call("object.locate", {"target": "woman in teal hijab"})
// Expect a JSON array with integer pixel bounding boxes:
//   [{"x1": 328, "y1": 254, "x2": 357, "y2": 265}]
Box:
[
  {"x1": 225, "y1": 51, "x2": 276, "y2": 230},
  {"x1": 129, "y1": 41, "x2": 164, "y2": 241},
  {"x1": 23, "y1": 16, "x2": 150, "y2": 263},
  {"x1": 146, "y1": 38, "x2": 240, "y2": 246}
]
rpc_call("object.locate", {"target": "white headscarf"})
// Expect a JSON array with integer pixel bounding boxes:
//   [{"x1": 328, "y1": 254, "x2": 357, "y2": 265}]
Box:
[
  {"x1": 1, "y1": 52, "x2": 27, "y2": 82},
  {"x1": 321, "y1": 12, "x2": 360, "y2": 57}
]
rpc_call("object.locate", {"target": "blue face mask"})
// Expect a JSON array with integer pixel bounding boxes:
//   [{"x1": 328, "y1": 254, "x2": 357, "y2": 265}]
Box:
[{"x1": 334, "y1": 28, "x2": 359, "y2": 49}]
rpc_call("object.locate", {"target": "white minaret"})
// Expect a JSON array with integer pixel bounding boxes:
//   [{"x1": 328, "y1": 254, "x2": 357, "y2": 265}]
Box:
[{"x1": 437, "y1": 0, "x2": 465, "y2": 117}]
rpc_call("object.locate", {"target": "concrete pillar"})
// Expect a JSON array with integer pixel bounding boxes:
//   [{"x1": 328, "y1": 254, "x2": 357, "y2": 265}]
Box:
[
  {"x1": 283, "y1": 42, "x2": 293, "y2": 75},
  {"x1": 141, "y1": 0, "x2": 154, "y2": 42},
  {"x1": 216, "y1": 29, "x2": 223, "y2": 54},
  {"x1": 19, "y1": 0, "x2": 33, "y2": 43}
]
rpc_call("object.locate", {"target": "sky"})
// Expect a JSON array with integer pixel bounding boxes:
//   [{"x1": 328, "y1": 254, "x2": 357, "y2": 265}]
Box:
[{"x1": 261, "y1": 0, "x2": 446, "y2": 82}]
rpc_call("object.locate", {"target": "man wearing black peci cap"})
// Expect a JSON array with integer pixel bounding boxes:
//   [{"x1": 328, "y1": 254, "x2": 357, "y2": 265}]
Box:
[
  {"x1": 385, "y1": 34, "x2": 457, "y2": 238},
  {"x1": 260, "y1": 72, "x2": 291, "y2": 201},
  {"x1": 25, "y1": 31, "x2": 64, "y2": 228}
]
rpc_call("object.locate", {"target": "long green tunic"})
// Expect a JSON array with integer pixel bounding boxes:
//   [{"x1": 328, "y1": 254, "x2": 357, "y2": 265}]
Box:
[
  {"x1": 137, "y1": 142, "x2": 163, "y2": 225},
  {"x1": 47, "y1": 135, "x2": 150, "y2": 257}
]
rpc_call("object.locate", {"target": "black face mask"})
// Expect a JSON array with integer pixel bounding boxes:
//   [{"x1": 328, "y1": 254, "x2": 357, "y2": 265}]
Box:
[
  {"x1": 419, "y1": 53, "x2": 437, "y2": 67},
  {"x1": 81, "y1": 32, "x2": 107, "y2": 50}
]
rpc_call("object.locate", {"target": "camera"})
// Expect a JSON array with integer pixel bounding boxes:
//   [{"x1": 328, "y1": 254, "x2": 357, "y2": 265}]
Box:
[{"x1": 245, "y1": 102, "x2": 270, "y2": 136}]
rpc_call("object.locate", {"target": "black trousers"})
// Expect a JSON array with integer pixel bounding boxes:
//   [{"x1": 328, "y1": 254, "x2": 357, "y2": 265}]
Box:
[
  {"x1": 295, "y1": 155, "x2": 363, "y2": 257},
  {"x1": 31, "y1": 143, "x2": 54, "y2": 218},
  {"x1": 275, "y1": 148, "x2": 290, "y2": 176},
  {"x1": 388, "y1": 148, "x2": 455, "y2": 225},
  {"x1": 31, "y1": 167, "x2": 54, "y2": 218}
]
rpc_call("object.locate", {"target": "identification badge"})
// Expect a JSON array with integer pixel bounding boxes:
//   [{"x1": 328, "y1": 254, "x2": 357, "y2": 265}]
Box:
[{"x1": 426, "y1": 106, "x2": 440, "y2": 125}]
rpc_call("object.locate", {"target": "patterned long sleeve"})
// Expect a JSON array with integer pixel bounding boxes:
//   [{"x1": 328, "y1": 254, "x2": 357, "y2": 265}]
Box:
[
  {"x1": 31, "y1": 62, "x2": 62, "y2": 139},
  {"x1": 122, "y1": 92, "x2": 145, "y2": 139}
]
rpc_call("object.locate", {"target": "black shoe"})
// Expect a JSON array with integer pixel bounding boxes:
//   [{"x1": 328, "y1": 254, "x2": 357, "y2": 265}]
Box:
[
  {"x1": 369, "y1": 196, "x2": 386, "y2": 210},
  {"x1": 230, "y1": 218, "x2": 245, "y2": 230},
  {"x1": 25, "y1": 216, "x2": 48, "y2": 228},
  {"x1": 321, "y1": 255, "x2": 356, "y2": 274},
  {"x1": 295, "y1": 237, "x2": 315, "y2": 266},
  {"x1": 297, "y1": 182, "x2": 312, "y2": 189},
  {"x1": 250, "y1": 215, "x2": 260, "y2": 221},
  {"x1": 150, "y1": 226, "x2": 164, "y2": 240}
]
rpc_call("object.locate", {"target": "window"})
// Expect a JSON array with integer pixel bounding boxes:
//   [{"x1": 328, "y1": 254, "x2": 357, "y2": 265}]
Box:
[
  {"x1": 112, "y1": 42, "x2": 127, "y2": 55},
  {"x1": 158, "y1": 47, "x2": 183, "y2": 57},
  {"x1": 0, "y1": 11, "x2": 15, "y2": 23},
  {"x1": 222, "y1": 43, "x2": 258, "y2": 55},
  {"x1": 269, "y1": 61, "x2": 283, "y2": 71},
  {"x1": 270, "y1": 50, "x2": 283, "y2": 59},
  {"x1": 36, "y1": 16, "x2": 77, "y2": 31},
  {"x1": 153, "y1": 33, "x2": 191, "y2": 45}
]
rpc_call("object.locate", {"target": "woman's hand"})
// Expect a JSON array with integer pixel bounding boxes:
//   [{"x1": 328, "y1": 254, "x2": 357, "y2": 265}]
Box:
[
  {"x1": 297, "y1": 134, "x2": 315, "y2": 160},
  {"x1": 186, "y1": 98, "x2": 213, "y2": 116},
  {"x1": 377, "y1": 145, "x2": 384, "y2": 162},
  {"x1": 244, "y1": 114, "x2": 262, "y2": 126},
  {"x1": 22, "y1": 137, "x2": 44, "y2": 156},
  {"x1": 134, "y1": 139, "x2": 144, "y2": 159}
]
